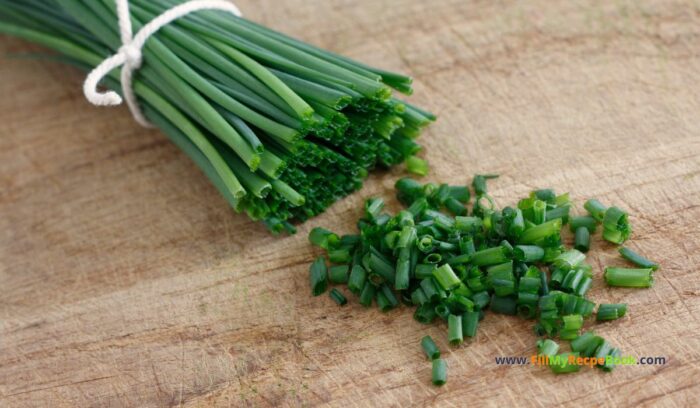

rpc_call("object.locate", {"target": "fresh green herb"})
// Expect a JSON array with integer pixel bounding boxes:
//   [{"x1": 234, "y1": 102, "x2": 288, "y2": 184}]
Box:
[
  {"x1": 0, "y1": 0, "x2": 435, "y2": 234},
  {"x1": 432, "y1": 359, "x2": 447, "y2": 386},
  {"x1": 309, "y1": 257, "x2": 328, "y2": 296},
  {"x1": 604, "y1": 267, "x2": 654, "y2": 288},
  {"x1": 597, "y1": 303, "x2": 627, "y2": 321},
  {"x1": 421, "y1": 336, "x2": 441, "y2": 360},
  {"x1": 618, "y1": 247, "x2": 659, "y2": 270},
  {"x1": 307, "y1": 176, "x2": 655, "y2": 383},
  {"x1": 406, "y1": 155, "x2": 429, "y2": 176},
  {"x1": 329, "y1": 288, "x2": 347, "y2": 306}
]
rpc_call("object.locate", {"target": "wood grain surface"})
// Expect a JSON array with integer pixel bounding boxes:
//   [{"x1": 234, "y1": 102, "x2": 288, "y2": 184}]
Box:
[{"x1": 1, "y1": 0, "x2": 700, "y2": 406}]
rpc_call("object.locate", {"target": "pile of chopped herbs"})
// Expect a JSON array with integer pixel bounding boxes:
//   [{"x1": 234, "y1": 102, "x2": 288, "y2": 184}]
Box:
[
  {"x1": 0, "y1": 0, "x2": 434, "y2": 233},
  {"x1": 309, "y1": 175, "x2": 659, "y2": 384}
]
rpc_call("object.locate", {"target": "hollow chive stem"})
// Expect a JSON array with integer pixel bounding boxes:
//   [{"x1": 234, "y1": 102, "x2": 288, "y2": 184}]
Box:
[
  {"x1": 329, "y1": 288, "x2": 347, "y2": 305},
  {"x1": 532, "y1": 199, "x2": 547, "y2": 224},
  {"x1": 513, "y1": 245, "x2": 545, "y2": 262},
  {"x1": 447, "y1": 314, "x2": 463, "y2": 345},
  {"x1": 553, "y1": 249, "x2": 586, "y2": 271},
  {"x1": 347, "y1": 265, "x2": 367, "y2": 294},
  {"x1": 537, "y1": 339, "x2": 560, "y2": 357},
  {"x1": 421, "y1": 336, "x2": 441, "y2": 360},
  {"x1": 405, "y1": 155, "x2": 429, "y2": 176},
  {"x1": 471, "y1": 246, "x2": 510, "y2": 266},
  {"x1": 431, "y1": 359, "x2": 447, "y2": 386},
  {"x1": 308, "y1": 227, "x2": 339, "y2": 250},
  {"x1": 597, "y1": 303, "x2": 628, "y2": 321},
  {"x1": 604, "y1": 267, "x2": 654, "y2": 288},
  {"x1": 574, "y1": 227, "x2": 590, "y2": 253},
  {"x1": 449, "y1": 186, "x2": 471, "y2": 203},
  {"x1": 328, "y1": 265, "x2": 349, "y2": 284},
  {"x1": 517, "y1": 219, "x2": 562, "y2": 245},
  {"x1": 359, "y1": 281, "x2": 376, "y2": 307},
  {"x1": 462, "y1": 311, "x2": 479, "y2": 337},
  {"x1": 584, "y1": 199, "x2": 607, "y2": 221},
  {"x1": 472, "y1": 174, "x2": 499, "y2": 196},
  {"x1": 433, "y1": 264, "x2": 461, "y2": 290},
  {"x1": 618, "y1": 247, "x2": 659, "y2": 270},
  {"x1": 309, "y1": 257, "x2": 328, "y2": 296}
]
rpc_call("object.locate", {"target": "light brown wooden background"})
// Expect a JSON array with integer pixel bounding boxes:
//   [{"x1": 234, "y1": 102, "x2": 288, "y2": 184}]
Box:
[{"x1": 1, "y1": 0, "x2": 699, "y2": 406}]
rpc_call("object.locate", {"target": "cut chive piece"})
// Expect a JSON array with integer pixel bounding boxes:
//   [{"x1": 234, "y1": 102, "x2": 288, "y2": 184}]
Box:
[
  {"x1": 518, "y1": 219, "x2": 562, "y2": 245},
  {"x1": 618, "y1": 247, "x2": 659, "y2": 271},
  {"x1": 447, "y1": 314, "x2": 464, "y2": 345},
  {"x1": 359, "y1": 281, "x2": 376, "y2": 307},
  {"x1": 574, "y1": 227, "x2": 590, "y2": 253},
  {"x1": 309, "y1": 256, "x2": 328, "y2": 296},
  {"x1": 553, "y1": 249, "x2": 586, "y2": 271},
  {"x1": 472, "y1": 174, "x2": 499, "y2": 196},
  {"x1": 584, "y1": 199, "x2": 607, "y2": 221},
  {"x1": 449, "y1": 186, "x2": 471, "y2": 203},
  {"x1": 513, "y1": 245, "x2": 545, "y2": 262},
  {"x1": 602, "y1": 206, "x2": 631, "y2": 244},
  {"x1": 431, "y1": 359, "x2": 447, "y2": 386},
  {"x1": 309, "y1": 227, "x2": 339, "y2": 250},
  {"x1": 604, "y1": 267, "x2": 654, "y2": 288},
  {"x1": 347, "y1": 265, "x2": 367, "y2": 294},
  {"x1": 537, "y1": 339, "x2": 560, "y2": 357},
  {"x1": 328, "y1": 265, "x2": 349, "y2": 284},
  {"x1": 597, "y1": 303, "x2": 628, "y2": 321},
  {"x1": 471, "y1": 246, "x2": 511, "y2": 266},
  {"x1": 462, "y1": 311, "x2": 479, "y2": 338},
  {"x1": 571, "y1": 332, "x2": 604, "y2": 357},
  {"x1": 328, "y1": 249, "x2": 351, "y2": 264},
  {"x1": 421, "y1": 336, "x2": 441, "y2": 360},
  {"x1": 329, "y1": 288, "x2": 347, "y2": 305},
  {"x1": 433, "y1": 264, "x2": 461, "y2": 291},
  {"x1": 405, "y1": 155, "x2": 429, "y2": 176}
]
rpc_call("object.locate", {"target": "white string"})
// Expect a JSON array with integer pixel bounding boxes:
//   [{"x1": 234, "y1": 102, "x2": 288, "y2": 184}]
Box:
[{"x1": 83, "y1": 0, "x2": 242, "y2": 127}]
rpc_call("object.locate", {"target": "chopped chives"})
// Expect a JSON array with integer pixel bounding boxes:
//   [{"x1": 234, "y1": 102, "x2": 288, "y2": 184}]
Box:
[
  {"x1": 329, "y1": 288, "x2": 347, "y2": 305},
  {"x1": 571, "y1": 332, "x2": 604, "y2": 357},
  {"x1": 518, "y1": 219, "x2": 562, "y2": 245},
  {"x1": 597, "y1": 303, "x2": 627, "y2": 321},
  {"x1": 411, "y1": 287, "x2": 429, "y2": 305},
  {"x1": 376, "y1": 290, "x2": 393, "y2": 311},
  {"x1": 328, "y1": 265, "x2": 349, "y2": 284},
  {"x1": 405, "y1": 155, "x2": 429, "y2": 176},
  {"x1": 415, "y1": 264, "x2": 436, "y2": 279},
  {"x1": 359, "y1": 281, "x2": 376, "y2": 307},
  {"x1": 584, "y1": 199, "x2": 607, "y2": 221},
  {"x1": 618, "y1": 247, "x2": 658, "y2": 270},
  {"x1": 462, "y1": 311, "x2": 479, "y2": 337},
  {"x1": 513, "y1": 245, "x2": 545, "y2": 262},
  {"x1": 433, "y1": 264, "x2": 461, "y2": 290},
  {"x1": 604, "y1": 267, "x2": 654, "y2": 288},
  {"x1": 447, "y1": 314, "x2": 463, "y2": 345},
  {"x1": 309, "y1": 256, "x2": 328, "y2": 296},
  {"x1": 421, "y1": 336, "x2": 441, "y2": 360},
  {"x1": 536, "y1": 339, "x2": 560, "y2": 357},
  {"x1": 347, "y1": 265, "x2": 367, "y2": 294},
  {"x1": 553, "y1": 249, "x2": 586, "y2": 271},
  {"x1": 328, "y1": 248, "x2": 351, "y2": 264},
  {"x1": 455, "y1": 216, "x2": 483, "y2": 233},
  {"x1": 472, "y1": 174, "x2": 499, "y2": 196},
  {"x1": 472, "y1": 291, "x2": 491, "y2": 310},
  {"x1": 309, "y1": 227, "x2": 339, "y2": 250},
  {"x1": 449, "y1": 186, "x2": 471, "y2": 203},
  {"x1": 532, "y1": 199, "x2": 547, "y2": 224},
  {"x1": 602, "y1": 206, "x2": 631, "y2": 244},
  {"x1": 471, "y1": 246, "x2": 511, "y2": 266},
  {"x1": 574, "y1": 227, "x2": 590, "y2": 253},
  {"x1": 414, "y1": 303, "x2": 437, "y2": 324},
  {"x1": 432, "y1": 359, "x2": 447, "y2": 386}
]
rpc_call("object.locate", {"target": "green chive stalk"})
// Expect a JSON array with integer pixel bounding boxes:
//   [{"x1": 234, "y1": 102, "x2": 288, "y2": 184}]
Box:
[{"x1": 0, "y1": 0, "x2": 434, "y2": 233}]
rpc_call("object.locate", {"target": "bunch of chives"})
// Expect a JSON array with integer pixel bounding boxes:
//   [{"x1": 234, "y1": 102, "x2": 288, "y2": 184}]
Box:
[
  {"x1": 308, "y1": 175, "x2": 659, "y2": 383},
  {"x1": 0, "y1": 0, "x2": 434, "y2": 233}
]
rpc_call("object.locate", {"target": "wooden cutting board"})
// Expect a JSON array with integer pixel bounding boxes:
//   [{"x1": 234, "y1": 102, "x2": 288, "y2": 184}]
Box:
[{"x1": 1, "y1": 0, "x2": 699, "y2": 406}]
